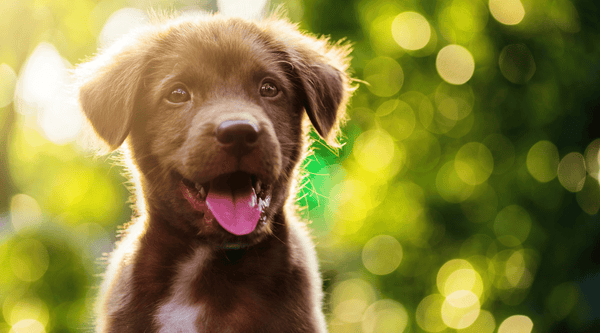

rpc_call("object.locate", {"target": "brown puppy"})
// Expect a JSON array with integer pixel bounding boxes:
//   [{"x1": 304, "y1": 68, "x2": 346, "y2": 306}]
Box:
[{"x1": 76, "y1": 12, "x2": 352, "y2": 333}]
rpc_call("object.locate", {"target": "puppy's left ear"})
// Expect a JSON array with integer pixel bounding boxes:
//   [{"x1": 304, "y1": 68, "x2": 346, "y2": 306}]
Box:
[
  {"x1": 263, "y1": 18, "x2": 354, "y2": 146},
  {"x1": 297, "y1": 63, "x2": 347, "y2": 145}
]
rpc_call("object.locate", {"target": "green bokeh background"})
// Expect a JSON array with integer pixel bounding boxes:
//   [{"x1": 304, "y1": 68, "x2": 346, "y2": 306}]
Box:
[{"x1": 1, "y1": 0, "x2": 599, "y2": 332}]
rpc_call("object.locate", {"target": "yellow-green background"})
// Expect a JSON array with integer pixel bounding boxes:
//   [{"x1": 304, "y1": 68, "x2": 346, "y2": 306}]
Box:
[{"x1": 1, "y1": 0, "x2": 599, "y2": 332}]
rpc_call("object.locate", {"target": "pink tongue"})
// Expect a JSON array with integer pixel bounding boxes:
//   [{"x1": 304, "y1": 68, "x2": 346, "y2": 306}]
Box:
[{"x1": 205, "y1": 175, "x2": 261, "y2": 235}]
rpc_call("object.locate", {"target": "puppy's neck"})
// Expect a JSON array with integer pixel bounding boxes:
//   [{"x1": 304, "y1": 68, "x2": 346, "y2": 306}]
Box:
[{"x1": 217, "y1": 241, "x2": 251, "y2": 250}]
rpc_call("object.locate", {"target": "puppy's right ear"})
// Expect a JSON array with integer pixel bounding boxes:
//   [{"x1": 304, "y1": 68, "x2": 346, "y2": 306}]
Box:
[{"x1": 75, "y1": 33, "x2": 152, "y2": 151}]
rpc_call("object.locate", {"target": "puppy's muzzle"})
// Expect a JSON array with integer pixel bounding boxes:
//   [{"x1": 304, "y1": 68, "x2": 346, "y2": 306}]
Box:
[{"x1": 216, "y1": 119, "x2": 261, "y2": 156}]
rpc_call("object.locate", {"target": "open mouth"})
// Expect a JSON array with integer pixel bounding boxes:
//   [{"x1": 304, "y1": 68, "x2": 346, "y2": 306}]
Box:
[{"x1": 179, "y1": 171, "x2": 271, "y2": 235}]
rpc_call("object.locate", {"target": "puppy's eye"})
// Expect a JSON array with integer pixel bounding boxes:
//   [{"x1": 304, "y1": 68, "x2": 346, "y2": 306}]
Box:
[
  {"x1": 260, "y1": 82, "x2": 279, "y2": 98},
  {"x1": 167, "y1": 87, "x2": 190, "y2": 103}
]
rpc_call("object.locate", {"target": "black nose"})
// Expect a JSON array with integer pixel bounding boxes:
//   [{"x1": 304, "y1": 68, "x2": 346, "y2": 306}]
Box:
[{"x1": 215, "y1": 120, "x2": 260, "y2": 150}]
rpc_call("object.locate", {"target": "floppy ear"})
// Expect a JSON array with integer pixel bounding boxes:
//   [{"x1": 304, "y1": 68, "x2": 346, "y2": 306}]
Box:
[
  {"x1": 75, "y1": 32, "x2": 153, "y2": 151},
  {"x1": 293, "y1": 48, "x2": 353, "y2": 146},
  {"x1": 261, "y1": 18, "x2": 354, "y2": 146},
  {"x1": 296, "y1": 63, "x2": 345, "y2": 142}
]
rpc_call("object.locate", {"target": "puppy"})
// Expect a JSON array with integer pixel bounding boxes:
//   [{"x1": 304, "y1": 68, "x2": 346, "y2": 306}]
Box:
[{"x1": 76, "y1": 12, "x2": 352, "y2": 333}]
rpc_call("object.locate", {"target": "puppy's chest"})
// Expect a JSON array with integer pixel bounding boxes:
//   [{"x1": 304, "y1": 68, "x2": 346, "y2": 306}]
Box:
[
  {"x1": 155, "y1": 292, "x2": 256, "y2": 333},
  {"x1": 153, "y1": 246, "x2": 265, "y2": 333},
  {"x1": 156, "y1": 301, "x2": 204, "y2": 332},
  {"x1": 154, "y1": 247, "x2": 207, "y2": 332}
]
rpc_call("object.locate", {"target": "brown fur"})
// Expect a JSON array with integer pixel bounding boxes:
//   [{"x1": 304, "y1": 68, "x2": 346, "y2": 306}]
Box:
[{"x1": 76, "y1": 12, "x2": 353, "y2": 333}]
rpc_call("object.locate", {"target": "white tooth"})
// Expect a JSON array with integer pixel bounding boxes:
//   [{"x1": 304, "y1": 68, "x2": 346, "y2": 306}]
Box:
[
  {"x1": 197, "y1": 185, "x2": 206, "y2": 198},
  {"x1": 259, "y1": 195, "x2": 271, "y2": 209},
  {"x1": 255, "y1": 180, "x2": 262, "y2": 194}
]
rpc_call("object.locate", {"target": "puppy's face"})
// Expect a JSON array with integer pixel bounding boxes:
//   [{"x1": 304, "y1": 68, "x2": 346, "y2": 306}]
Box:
[
  {"x1": 76, "y1": 16, "x2": 351, "y2": 246},
  {"x1": 131, "y1": 24, "x2": 304, "y2": 243}
]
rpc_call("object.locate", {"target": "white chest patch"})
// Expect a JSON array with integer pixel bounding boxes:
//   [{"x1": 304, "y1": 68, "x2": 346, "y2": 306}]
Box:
[
  {"x1": 156, "y1": 301, "x2": 203, "y2": 333},
  {"x1": 154, "y1": 246, "x2": 211, "y2": 332}
]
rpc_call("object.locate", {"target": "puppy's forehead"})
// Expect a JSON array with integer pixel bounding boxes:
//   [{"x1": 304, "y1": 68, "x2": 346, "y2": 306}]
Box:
[{"x1": 155, "y1": 20, "x2": 283, "y2": 79}]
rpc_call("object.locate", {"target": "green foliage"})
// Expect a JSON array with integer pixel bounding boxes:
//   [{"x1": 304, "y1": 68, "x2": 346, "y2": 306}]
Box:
[{"x1": 1, "y1": 0, "x2": 600, "y2": 332}]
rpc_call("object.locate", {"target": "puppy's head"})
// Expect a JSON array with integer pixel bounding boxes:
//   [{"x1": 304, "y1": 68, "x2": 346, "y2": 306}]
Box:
[{"x1": 76, "y1": 14, "x2": 352, "y2": 246}]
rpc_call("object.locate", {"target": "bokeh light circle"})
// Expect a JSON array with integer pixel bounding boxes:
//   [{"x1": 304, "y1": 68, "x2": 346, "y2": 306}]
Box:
[
  {"x1": 10, "y1": 194, "x2": 43, "y2": 232},
  {"x1": 546, "y1": 282, "x2": 579, "y2": 320},
  {"x1": 455, "y1": 142, "x2": 494, "y2": 185},
  {"x1": 364, "y1": 57, "x2": 404, "y2": 97},
  {"x1": 557, "y1": 152, "x2": 586, "y2": 192},
  {"x1": 362, "y1": 299, "x2": 410, "y2": 333},
  {"x1": 330, "y1": 178, "x2": 370, "y2": 234},
  {"x1": 9, "y1": 239, "x2": 49, "y2": 282},
  {"x1": 489, "y1": 0, "x2": 525, "y2": 25},
  {"x1": 435, "y1": 82, "x2": 475, "y2": 121},
  {"x1": 376, "y1": 99, "x2": 416, "y2": 141},
  {"x1": 5, "y1": 296, "x2": 49, "y2": 326},
  {"x1": 444, "y1": 269, "x2": 485, "y2": 299},
  {"x1": 331, "y1": 279, "x2": 377, "y2": 323},
  {"x1": 505, "y1": 250, "x2": 528, "y2": 287},
  {"x1": 498, "y1": 315, "x2": 533, "y2": 333},
  {"x1": 450, "y1": 0, "x2": 489, "y2": 32},
  {"x1": 584, "y1": 138, "x2": 600, "y2": 179},
  {"x1": 391, "y1": 11, "x2": 431, "y2": 51},
  {"x1": 441, "y1": 290, "x2": 481, "y2": 329},
  {"x1": 499, "y1": 44, "x2": 536, "y2": 84},
  {"x1": 353, "y1": 129, "x2": 397, "y2": 173},
  {"x1": 436, "y1": 161, "x2": 475, "y2": 203},
  {"x1": 437, "y1": 97, "x2": 459, "y2": 121},
  {"x1": 527, "y1": 140, "x2": 559, "y2": 182},
  {"x1": 549, "y1": 0, "x2": 581, "y2": 33},
  {"x1": 400, "y1": 91, "x2": 436, "y2": 132},
  {"x1": 458, "y1": 310, "x2": 496, "y2": 333},
  {"x1": 9, "y1": 319, "x2": 45, "y2": 333},
  {"x1": 436, "y1": 45, "x2": 475, "y2": 85},
  {"x1": 362, "y1": 235, "x2": 403, "y2": 275},
  {"x1": 421, "y1": 98, "x2": 458, "y2": 134},
  {"x1": 493, "y1": 205, "x2": 532, "y2": 247},
  {"x1": 492, "y1": 249, "x2": 533, "y2": 291},
  {"x1": 369, "y1": 14, "x2": 404, "y2": 57},
  {"x1": 576, "y1": 175, "x2": 600, "y2": 215},
  {"x1": 416, "y1": 294, "x2": 447, "y2": 332},
  {"x1": 437, "y1": 259, "x2": 473, "y2": 294}
]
